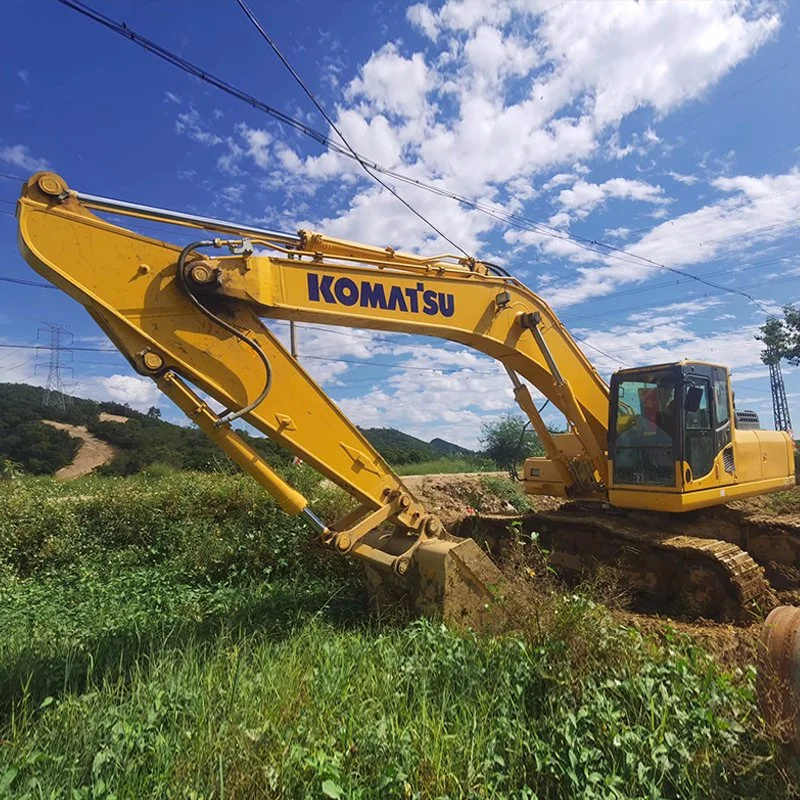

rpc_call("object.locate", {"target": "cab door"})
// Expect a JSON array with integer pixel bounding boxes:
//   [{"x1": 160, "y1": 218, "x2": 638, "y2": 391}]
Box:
[
  {"x1": 712, "y1": 366, "x2": 736, "y2": 485},
  {"x1": 682, "y1": 368, "x2": 735, "y2": 490},
  {"x1": 683, "y1": 378, "x2": 715, "y2": 484}
]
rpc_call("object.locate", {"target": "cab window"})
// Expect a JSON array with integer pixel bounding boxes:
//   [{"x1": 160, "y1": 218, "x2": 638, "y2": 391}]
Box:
[
  {"x1": 685, "y1": 381, "x2": 714, "y2": 478},
  {"x1": 712, "y1": 368, "x2": 732, "y2": 450}
]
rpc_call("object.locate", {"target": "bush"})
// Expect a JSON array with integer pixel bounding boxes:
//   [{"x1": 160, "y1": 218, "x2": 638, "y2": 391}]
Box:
[
  {"x1": 479, "y1": 474, "x2": 532, "y2": 512},
  {"x1": 481, "y1": 414, "x2": 545, "y2": 471},
  {"x1": 0, "y1": 473, "x2": 797, "y2": 798},
  {"x1": 0, "y1": 473, "x2": 356, "y2": 585}
]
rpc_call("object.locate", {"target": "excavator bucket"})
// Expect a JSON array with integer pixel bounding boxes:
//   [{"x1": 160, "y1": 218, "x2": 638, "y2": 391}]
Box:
[{"x1": 362, "y1": 533, "x2": 519, "y2": 631}]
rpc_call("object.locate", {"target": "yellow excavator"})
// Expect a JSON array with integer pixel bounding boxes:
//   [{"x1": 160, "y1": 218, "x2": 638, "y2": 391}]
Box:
[{"x1": 15, "y1": 172, "x2": 797, "y2": 624}]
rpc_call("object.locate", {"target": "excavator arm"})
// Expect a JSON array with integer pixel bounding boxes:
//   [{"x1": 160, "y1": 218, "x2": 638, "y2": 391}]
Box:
[{"x1": 16, "y1": 172, "x2": 612, "y2": 625}]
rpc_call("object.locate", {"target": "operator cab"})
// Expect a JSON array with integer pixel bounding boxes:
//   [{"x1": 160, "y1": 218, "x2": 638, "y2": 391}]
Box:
[{"x1": 609, "y1": 361, "x2": 732, "y2": 489}]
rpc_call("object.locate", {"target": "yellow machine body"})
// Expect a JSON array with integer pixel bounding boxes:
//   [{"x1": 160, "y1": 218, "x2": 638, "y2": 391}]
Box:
[{"x1": 13, "y1": 172, "x2": 796, "y2": 623}]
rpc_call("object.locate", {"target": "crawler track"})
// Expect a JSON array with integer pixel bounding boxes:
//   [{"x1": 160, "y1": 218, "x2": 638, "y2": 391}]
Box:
[
  {"x1": 455, "y1": 506, "x2": 774, "y2": 622},
  {"x1": 668, "y1": 506, "x2": 800, "y2": 590}
]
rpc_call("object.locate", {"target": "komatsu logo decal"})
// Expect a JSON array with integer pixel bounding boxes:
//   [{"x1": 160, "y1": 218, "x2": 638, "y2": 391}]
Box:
[{"x1": 306, "y1": 273, "x2": 455, "y2": 317}]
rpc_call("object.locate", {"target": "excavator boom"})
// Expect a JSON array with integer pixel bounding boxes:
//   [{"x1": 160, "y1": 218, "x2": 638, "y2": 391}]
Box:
[{"x1": 17, "y1": 172, "x2": 541, "y2": 626}]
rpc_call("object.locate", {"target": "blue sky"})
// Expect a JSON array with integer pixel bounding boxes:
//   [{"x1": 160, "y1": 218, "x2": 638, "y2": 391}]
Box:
[{"x1": 2, "y1": 0, "x2": 799, "y2": 448}]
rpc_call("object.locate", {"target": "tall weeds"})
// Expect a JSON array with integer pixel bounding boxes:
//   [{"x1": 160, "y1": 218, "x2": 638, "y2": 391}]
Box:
[{"x1": 0, "y1": 475, "x2": 796, "y2": 798}]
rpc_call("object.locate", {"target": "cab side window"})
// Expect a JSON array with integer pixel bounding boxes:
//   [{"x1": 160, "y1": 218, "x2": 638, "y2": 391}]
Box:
[
  {"x1": 685, "y1": 382, "x2": 714, "y2": 478},
  {"x1": 712, "y1": 367, "x2": 731, "y2": 450}
]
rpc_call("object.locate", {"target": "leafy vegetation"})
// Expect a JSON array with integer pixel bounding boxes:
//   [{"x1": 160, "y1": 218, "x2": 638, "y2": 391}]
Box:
[
  {"x1": 0, "y1": 473, "x2": 797, "y2": 798},
  {"x1": 394, "y1": 457, "x2": 492, "y2": 475},
  {"x1": 478, "y1": 474, "x2": 533, "y2": 512},
  {"x1": 757, "y1": 310, "x2": 800, "y2": 365},
  {"x1": 0, "y1": 384, "x2": 81, "y2": 474},
  {"x1": 480, "y1": 414, "x2": 545, "y2": 472}
]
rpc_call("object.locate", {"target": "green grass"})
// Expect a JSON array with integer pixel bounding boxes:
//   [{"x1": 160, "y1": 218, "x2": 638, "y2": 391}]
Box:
[
  {"x1": 0, "y1": 473, "x2": 797, "y2": 798},
  {"x1": 478, "y1": 475, "x2": 533, "y2": 512},
  {"x1": 394, "y1": 457, "x2": 494, "y2": 475}
]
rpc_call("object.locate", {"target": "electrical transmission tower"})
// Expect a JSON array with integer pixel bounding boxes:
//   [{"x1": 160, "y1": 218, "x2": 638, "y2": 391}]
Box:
[
  {"x1": 37, "y1": 324, "x2": 73, "y2": 411},
  {"x1": 757, "y1": 318, "x2": 793, "y2": 435},
  {"x1": 769, "y1": 360, "x2": 792, "y2": 434}
]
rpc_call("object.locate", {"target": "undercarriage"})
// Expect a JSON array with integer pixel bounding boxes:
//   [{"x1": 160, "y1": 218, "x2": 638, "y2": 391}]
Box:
[{"x1": 453, "y1": 503, "x2": 796, "y2": 622}]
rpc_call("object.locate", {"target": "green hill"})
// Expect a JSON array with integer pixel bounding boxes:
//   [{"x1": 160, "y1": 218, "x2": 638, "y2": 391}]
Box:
[
  {"x1": 0, "y1": 383, "x2": 290, "y2": 477},
  {"x1": 429, "y1": 437, "x2": 472, "y2": 457},
  {"x1": 359, "y1": 427, "x2": 474, "y2": 465},
  {"x1": 0, "y1": 383, "x2": 475, "y2": 477}
]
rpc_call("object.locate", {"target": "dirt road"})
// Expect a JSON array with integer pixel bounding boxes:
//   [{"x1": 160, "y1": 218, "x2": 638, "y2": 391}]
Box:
[{"x1": 41, "y1": 420, "x2": 118, "y2": 480}]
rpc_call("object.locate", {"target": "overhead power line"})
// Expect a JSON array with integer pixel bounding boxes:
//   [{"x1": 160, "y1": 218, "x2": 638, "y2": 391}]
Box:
[
  {"x1": 234, "y1": 0, "x2": 471, "y2": 259},
  {"x1": 0, "y1": 342, "x2": 117, "y2": 353},
  {"x1": 0, "y1": 276, "x2": 56, "y2": 289},
  {"x1": 56, "y1": 0, "x2": 773, "y2": 312}
]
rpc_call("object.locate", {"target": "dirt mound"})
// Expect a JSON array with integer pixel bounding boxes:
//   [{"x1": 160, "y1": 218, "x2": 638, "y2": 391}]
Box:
[
  {"x1": 403, "y1": 473, "x2": 800, "y2": 661},
  {"x1": 41, "y1": 421, "x2": 117, "y2": 480},
  {"x1": 403, "y1": 472, "x2": 562, "y2": 527}
]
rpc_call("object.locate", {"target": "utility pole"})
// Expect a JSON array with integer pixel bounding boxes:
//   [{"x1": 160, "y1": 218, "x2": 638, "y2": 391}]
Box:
[
  {"x1": 37, "y1": 323, "x2": 73, "y2": 411},
  {"x1": 290, "y1": 320, "x2": 298, "y2": 359}
]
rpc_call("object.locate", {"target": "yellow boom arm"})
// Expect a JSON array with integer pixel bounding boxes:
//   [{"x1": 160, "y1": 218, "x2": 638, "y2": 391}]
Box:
[{"x1": 15, "y1": 172, "x2": 613, "y2": 623}]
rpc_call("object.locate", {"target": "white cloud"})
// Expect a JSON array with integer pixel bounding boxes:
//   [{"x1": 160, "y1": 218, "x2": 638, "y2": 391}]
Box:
[
  {"x1": 220, "y1": 184, "x2": 245, "y2": 206},
  {"x1": 346, "y1": 44, "x2": 433, "y2": 117},
  {"x1": 542, "y1": 172, "x2": 575, "y2": 191},
  {"x1": 557, "y1": 177, "x2": 668, "y2": 220},
  {"x1": 217, "y1": 137, "x2": 244, "y2": 175},
  {"x1": 99, "y1": 375, "x2": 161, "y2": 410},
  {"x1": 730, "y1": 367, "x2": 769, "y2": 382},
  {"x1": 253, "y1": 0, "x2": 780, "y2": 230},
  {"x1": 175, "y1": 108, "x2": 222, "y2": 146},
  {"x1": 463, "y1": 24, "x2": 539, "y2": 84},
  {"x1": 164, "y1": 91, "x2": 181, "y2": 104},
  {"x1": 239, "y1": 124, "x2": 272, "y2": 167},
  {"x1": 668, "y1": 170, "x2": 700, "y2": 186},
  {"x1": 576, "y1": 315, "x2": 765, "y2": 379},
  {"x1": 438, "y1": 0, "x2": 513, "y2": 33},
  {"x1": 17, "y1": 70, "x2": 29, "y2": 86},
  {"x1": 540, "y1": 167, "x2": 800, "y2": 308},
  {"x1": 407, "y1": 3, "x2": 440, "y2": 39},
  {"x1": 0, "y1": 143, "x2": 49, "y2": 172}
]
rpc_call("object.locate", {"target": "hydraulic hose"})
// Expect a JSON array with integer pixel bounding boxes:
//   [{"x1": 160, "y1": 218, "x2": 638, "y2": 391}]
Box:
[{"x1": 176, "y1": 240, "x2": 272, "y2": 426}]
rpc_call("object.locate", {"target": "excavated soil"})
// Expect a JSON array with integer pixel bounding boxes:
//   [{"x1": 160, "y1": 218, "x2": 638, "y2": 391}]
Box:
[
  {"x1": 404, "y1": 473, "x2": 800, "y2": 665},
  {"x1": 403, "y1": 472, "x2": 562, "y2": 527}
]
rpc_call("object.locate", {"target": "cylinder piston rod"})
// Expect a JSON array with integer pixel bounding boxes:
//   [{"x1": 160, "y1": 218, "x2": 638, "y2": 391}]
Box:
[{"x1": 74, "y1": 190, "x2": 300, "y2": 244}]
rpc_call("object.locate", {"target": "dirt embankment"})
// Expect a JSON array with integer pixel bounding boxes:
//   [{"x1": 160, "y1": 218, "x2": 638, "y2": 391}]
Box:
[
  {"x1": 42, "y1": 413, "x2": 128, "y2": 479},
  {"x1": 403, "y1": 471, "x2": 562, "y2": 527}
]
